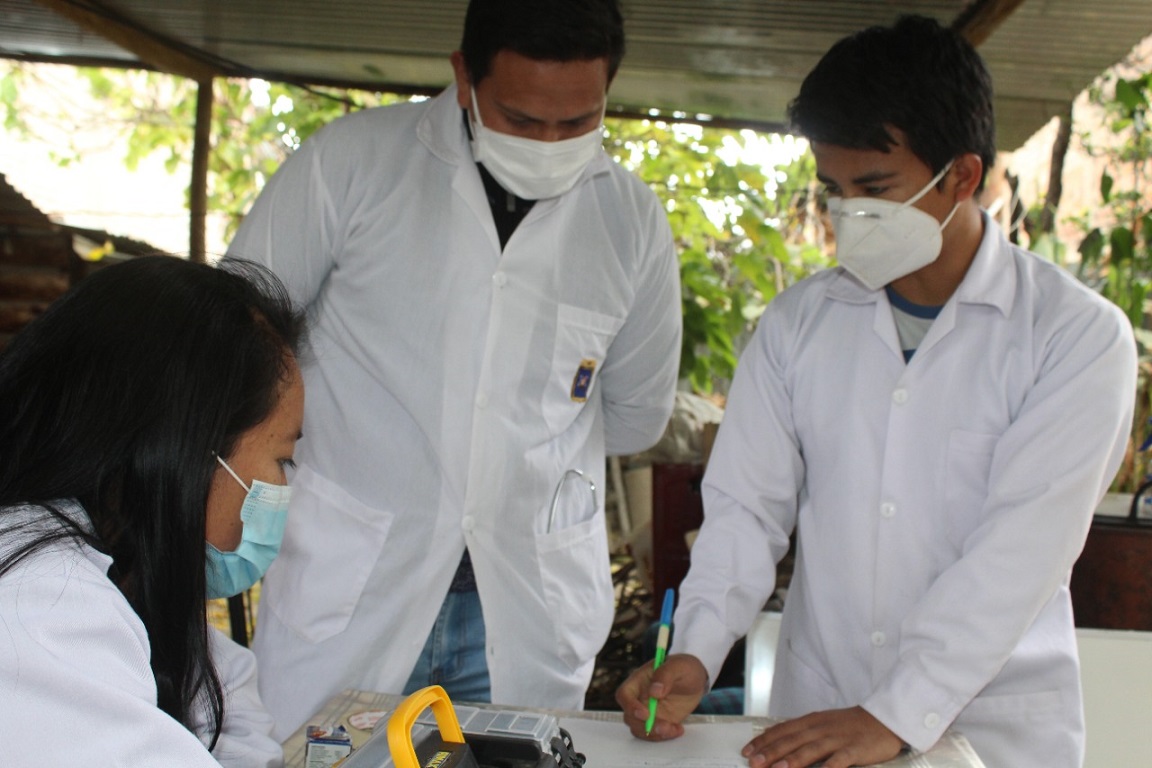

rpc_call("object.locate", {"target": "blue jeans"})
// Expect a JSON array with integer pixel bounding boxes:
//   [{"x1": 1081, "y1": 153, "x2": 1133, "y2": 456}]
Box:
[{"x1": 402, "y1": 588, "x2": 491, "y2": 703}]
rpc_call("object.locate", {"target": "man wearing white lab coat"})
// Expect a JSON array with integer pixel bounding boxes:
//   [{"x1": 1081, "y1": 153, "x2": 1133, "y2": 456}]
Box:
[
  {"x1": 227, "y1": 0, "x2": 680, "y2": 739},
  {"x1": 617, "y1": 17, "x2": 1136, "y2": 768}
]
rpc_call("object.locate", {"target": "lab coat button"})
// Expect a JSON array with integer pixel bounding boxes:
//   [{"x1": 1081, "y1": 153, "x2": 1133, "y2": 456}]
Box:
[
  {"x1": 924, "y1": 712, "x2": 940, "y2": 729},
  {"x1": 871, "y1": 631, "x2": 886, "y2": 647},
  {"x1": 880, "y1": 502, "x2": 896, "y2": 518},
  {"x1": 892, "y1": 388, "x2": 909, "y2": 404},
  {"x1": 462, "y1": 515, "x2": 475, "y2": 532},
  {"x1": 492, "y1": 271, "x2": 507, "y2": 288},
  {"x1": 475, "y1": 393, "x2": 488, "y2": 409}
]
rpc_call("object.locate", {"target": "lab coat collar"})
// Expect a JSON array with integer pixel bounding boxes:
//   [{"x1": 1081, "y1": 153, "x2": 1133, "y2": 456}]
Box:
[
  {"x1": 6, "y1": 498, "x2": 94, "y2": 534},
  {"x1": 4, "y1": 499, "x2": 111, "y2": 573},
  {"x1": 951, "y1": 209, "x2": 1016, "y2": 318},
  {"x1": 416, "y1": 84, "x2": 472, "y2": 165},
  {"x1": 417, "y1": 83, "x2": 613, "y2": 191},
  {"x1": 825, "y1": 209, "x2": 1015, "y2": 317}
]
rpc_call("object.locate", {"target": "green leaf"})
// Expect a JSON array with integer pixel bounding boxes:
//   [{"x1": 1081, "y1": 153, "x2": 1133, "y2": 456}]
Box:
[
  {"x1": 0, "y1": 73, "x2": 16, "y2": 107},
  {"x1": 1030, "y1": 234, "x2": 1059, "y2": 263},
  {"x1": 1115, "y1": 78, "x2": 1147, "y2": 113},
  {"x1": 1111, "y1": 227, "x2": 1135, "y2": 264},
  {"x1": 1079, "y1": 228, "x2": 1105, "y2": 263},
  {"x1": 1101, "y1": 172, "x2": 1114, "y2": 203},
  {"x1": 1134, "y1": 327, "x2": 1152, "y2": 351},
  {"x1": 1127, "y1": 282, "x2": 1147, "y2": 328}
]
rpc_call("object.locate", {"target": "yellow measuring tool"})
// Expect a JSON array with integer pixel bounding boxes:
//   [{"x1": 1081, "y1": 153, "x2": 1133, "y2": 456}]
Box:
[
  {"x1": 386, "y1": 685, "x2": 479, "y2": 768},
  {"x1": 341, "y1": 686, "x2": 584, "y2": 768}
]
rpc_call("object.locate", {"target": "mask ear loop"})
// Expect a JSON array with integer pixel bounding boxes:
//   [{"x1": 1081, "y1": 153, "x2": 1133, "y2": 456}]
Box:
[
  {"x1": 902, "y1": 159, "x2": 956, "y2": 210},
  {"x1": 215, "y1": 454, "x2": 252, "y2": 493},
  {"x1": 939, "y1": 200, "x2": 962, "y2": 231},
  {"x1": 468, "y1": 86, "x2": 487, "y2": 131}
]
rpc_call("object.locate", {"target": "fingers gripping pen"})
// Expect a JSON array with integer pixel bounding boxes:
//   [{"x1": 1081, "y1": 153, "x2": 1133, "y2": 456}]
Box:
[{"x1": 645, "y1": 588, "x2": 675, "y2": 736}]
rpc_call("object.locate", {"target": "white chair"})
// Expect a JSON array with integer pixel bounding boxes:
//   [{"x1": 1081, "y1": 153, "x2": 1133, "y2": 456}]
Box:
[
  {"x1": 1077, "y1": 627, "x2": 1152, "y2": 767},
  {"x1": 743, "y1": 611, "x2": 784, "y2": 716}
]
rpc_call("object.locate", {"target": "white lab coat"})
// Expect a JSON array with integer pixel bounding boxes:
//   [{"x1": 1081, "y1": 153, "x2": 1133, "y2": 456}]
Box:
[
  {"x1": 227, "y1": 85, "x2": 681, "y2": 737},
  {"x1": 0, "y1": 502, "x2": 282, "y2": 768},
  {"x1": 672, "y1": 214, "x2": 1137, "y2": 767}
]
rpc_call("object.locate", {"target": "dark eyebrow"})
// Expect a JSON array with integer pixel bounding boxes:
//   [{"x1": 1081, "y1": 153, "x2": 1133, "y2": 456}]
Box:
[
  {"x1": 497, "y1": 101, "x2": 601, "y2": 125},
  {"x1": 816, "y1": 170, "x2": 899, "y2": 187},
  {"x1": 498, "y1": 103, "x2": 543, "y2": 123},
  {"x1": 563, "y1": 108, "x2": 604, "y2": 123},
  {"x1": 854, "y1": 171, "x2": 899, "y2": 184}
]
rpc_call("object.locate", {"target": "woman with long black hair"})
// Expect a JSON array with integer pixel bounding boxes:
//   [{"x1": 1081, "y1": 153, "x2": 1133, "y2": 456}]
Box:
[{"x1": 0, "y1": 256, "x2": 306, "y2": 766}]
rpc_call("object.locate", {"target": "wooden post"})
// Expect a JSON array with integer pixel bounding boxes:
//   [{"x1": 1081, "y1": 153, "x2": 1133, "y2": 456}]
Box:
[
  {"x1": 33, "y1": 0, "x2": 222, "y2": 262},
  {"x1": 1039, "y1": 105, "x2": 1074, "y2": 236},
  {"x1": 190, "y1": 79, "x2": 213, "y2": 263}
]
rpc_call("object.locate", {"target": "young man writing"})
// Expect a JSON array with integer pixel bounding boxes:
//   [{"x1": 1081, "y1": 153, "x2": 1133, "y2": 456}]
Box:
[{"x1": 617, "y1": 15, "x2": 1136, "y2": 768}]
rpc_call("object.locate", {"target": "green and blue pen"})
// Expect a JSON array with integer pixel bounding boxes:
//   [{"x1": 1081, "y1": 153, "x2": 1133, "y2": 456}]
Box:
[{"x1": 645, "y1": 588, "x2": 676, "y2": 736}]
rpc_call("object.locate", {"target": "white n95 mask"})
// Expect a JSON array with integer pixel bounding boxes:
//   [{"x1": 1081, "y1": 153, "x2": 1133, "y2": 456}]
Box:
[
  {"x1": 828, "y1": 160, "x2": 960, "y2": 291},
  {"x1": 468, "y1": 86, "x2": 604, "y2": 200}
]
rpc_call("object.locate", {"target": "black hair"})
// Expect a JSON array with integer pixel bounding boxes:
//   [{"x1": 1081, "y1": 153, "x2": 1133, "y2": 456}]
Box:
[
  {"x1": 0, "y1": 255, "x2": 306, "y2": 748},
  {"x1": 460, "y1": 0, "x2": 625, "y2": 84},
  {"x1": 787, "y1": 14, "x2": 997, "y2": 191}
]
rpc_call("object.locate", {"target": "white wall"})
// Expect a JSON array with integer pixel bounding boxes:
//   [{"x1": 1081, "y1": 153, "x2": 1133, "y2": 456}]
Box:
[{"x1": 1078, "y1": 628, "x2": 1152, "y2": 767}]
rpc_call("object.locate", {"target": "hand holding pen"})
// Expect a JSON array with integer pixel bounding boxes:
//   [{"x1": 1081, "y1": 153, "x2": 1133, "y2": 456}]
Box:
[
  {"x1": 646, "y1": 588, "x2": 676, "y2": 735},
  {"x1": 615, "y1": 590, "x2": 711, "y2": 741}
]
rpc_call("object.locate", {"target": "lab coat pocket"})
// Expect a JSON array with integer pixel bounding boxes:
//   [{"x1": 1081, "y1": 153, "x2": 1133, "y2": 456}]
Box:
[
  {"x1": 534, "y1": 510, "x2": 615, "y2": 671},
  {"x1": 263, "y1": 465, "x2": 394, "y2": 643},
  {"x1": 943, "y1": 430, "x2": 999, "y2": 545},
  {"x1": 543, "y1": 304, "x2": 623, "y2": 436}
]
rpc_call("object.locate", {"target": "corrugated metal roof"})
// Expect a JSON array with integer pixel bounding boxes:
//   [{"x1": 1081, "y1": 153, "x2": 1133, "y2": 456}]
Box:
[{"x1": 3, "y1": 0, "x2": 1151, "y2": 150}]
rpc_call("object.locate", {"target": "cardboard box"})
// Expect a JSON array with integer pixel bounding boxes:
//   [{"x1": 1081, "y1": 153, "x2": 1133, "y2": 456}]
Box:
[{"x1": 305, "y1": 724, "x2": 353, "y2": 768}]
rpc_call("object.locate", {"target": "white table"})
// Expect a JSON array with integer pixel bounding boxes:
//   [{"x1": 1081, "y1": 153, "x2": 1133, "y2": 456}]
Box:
[{"x1": 282, "y1": 689, "x2": 986, "y2": 768}]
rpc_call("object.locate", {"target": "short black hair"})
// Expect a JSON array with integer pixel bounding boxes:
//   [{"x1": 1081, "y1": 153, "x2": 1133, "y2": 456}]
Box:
[
  {"x1": 460, "y1": 0, "x2": 626, "y2": 84},
  {"x1": 787, "y1": 15, "x2": 996, "y2": 190}
]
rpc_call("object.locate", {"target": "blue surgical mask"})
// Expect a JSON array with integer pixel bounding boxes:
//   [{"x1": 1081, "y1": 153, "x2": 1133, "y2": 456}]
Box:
[{"x1": 205, "y1": 455, "x2": 292, "y2": 599}]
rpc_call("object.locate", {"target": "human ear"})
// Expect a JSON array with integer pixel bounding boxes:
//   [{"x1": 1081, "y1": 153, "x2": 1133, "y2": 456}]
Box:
[
  {"x1": 950, "y1": 153, "x2": 984, "y2": 202},
  {"x1": 450, "y1": 51, "x2": 471, "y2": 110}
]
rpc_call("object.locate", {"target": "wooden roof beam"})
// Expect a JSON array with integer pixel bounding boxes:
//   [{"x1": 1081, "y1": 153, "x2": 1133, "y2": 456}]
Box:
[
  {"x1": 952, "y1": 0, "x2": 1030, "y2": 47},
  {"x1": 32, "y1": 0, "x2": 219, "y2": 82}
]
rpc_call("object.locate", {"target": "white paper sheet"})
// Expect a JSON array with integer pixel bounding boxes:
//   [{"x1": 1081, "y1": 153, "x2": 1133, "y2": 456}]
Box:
[
  {"x1": 559, "y1": 717, "x2": 758, "y2": 768},
  {"x1": 557, "y1": 716, "x2": 987, "y2": 768}
]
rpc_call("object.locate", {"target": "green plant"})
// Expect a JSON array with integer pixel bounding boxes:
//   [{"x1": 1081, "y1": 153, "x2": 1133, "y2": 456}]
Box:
[
  {"x1": 606, "y1": 120, "x2": 830, "y2": 392},
  {"x1": 1073, "y1": 69, "x2": 1152, "y2": 491},
  {"x1": 1075, "y1": 72, "x2": 1152, "y2": 330},
  {"x1": 2, "y1": 62, "x2": 831, "y2": 394}
]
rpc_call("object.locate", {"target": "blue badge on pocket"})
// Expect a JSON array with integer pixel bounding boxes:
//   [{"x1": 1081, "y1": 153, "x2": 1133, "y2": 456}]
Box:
[{"x1": 570, "y1": 358, "x2": 597, "y2": 402}]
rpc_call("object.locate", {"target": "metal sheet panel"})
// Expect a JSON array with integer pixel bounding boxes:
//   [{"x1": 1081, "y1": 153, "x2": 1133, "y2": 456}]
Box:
[{"x1": 2, "y1": 0, "x2": 1150, "y2": 150}]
